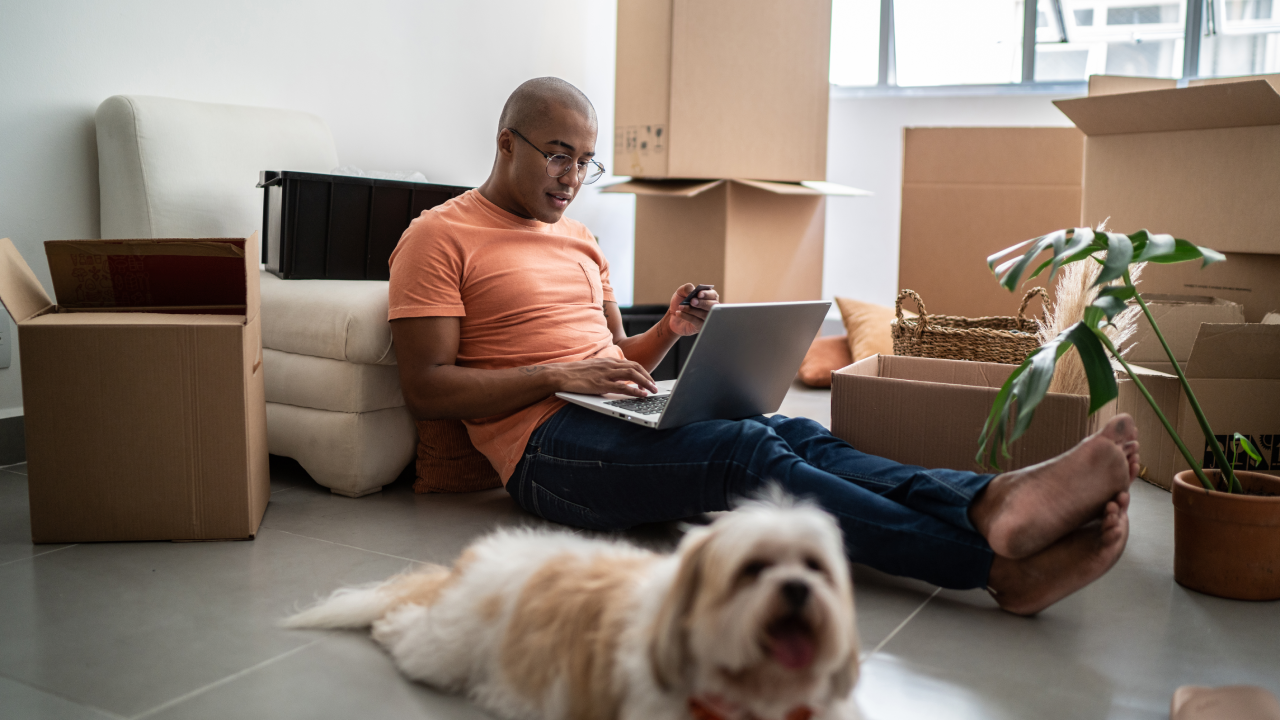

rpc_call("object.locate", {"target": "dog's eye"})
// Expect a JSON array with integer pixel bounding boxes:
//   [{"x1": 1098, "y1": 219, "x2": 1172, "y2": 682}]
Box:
[
  {"x1": 741, "y1": 560, "x2": 769, "y2": 578},
  {"x1": 804, "y1": 556, "x2": 825, "y2": 573}
]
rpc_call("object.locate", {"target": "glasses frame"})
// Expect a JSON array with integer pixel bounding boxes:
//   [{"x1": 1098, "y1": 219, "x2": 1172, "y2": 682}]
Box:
[{"x1": 506, "y1": 127, "x2": 606, "y2": 185}]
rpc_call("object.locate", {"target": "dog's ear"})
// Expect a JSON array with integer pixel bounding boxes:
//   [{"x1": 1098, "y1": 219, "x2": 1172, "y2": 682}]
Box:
[{"x1": 648, "y1": 529, "x2": 713, "y2": 692}]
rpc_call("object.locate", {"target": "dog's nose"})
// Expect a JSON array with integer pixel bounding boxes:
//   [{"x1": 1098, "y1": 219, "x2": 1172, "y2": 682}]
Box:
[{"x1": 781, "y1": 580, "x2": 809, "y2": 609}]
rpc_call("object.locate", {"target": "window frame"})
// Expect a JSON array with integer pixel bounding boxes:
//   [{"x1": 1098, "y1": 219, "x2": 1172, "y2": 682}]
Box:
[{"x1": 835, "y1": 0, "x2": 1274, "y2": 94}]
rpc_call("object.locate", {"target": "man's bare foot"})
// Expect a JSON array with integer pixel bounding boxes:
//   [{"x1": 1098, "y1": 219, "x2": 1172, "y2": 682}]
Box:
[
  {"x1": 970, "y1": 414, "x2": 1138, "y2": 560},
  {"x1": 987, "y1": 495, "x2": 1129, "y2": 616}
]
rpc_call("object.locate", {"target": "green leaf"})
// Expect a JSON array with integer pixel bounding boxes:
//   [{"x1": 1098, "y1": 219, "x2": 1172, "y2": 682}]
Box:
[
  {"x1": 995, "y1": 232, "x2": 1064, "y2": 292},
  {"x1": 1093, "y1": 294, "x2": 1128, "y2": 321},
  {"x1": 1147, "y1": 238, "x2": 1226, "y2": 267},
  {"x1": 1132, "y1": 230, "x2": 1176, "y2": 262},
  {"x1": 1234, "y1": 433, "x2": 1263, "y2": 465},
  {"x1": 978, "y1": 362, "x2": 1028, "y2": 468},
  {"x1": 1095, "y1": 232, "x2": 1135, "y2": 286},
  {"x1": 1097, "y1": 285, "x2": 1137, "y2": 301},
  {"x1": 1067, "y1": 324, "x2": 1119, "y2": 412}
]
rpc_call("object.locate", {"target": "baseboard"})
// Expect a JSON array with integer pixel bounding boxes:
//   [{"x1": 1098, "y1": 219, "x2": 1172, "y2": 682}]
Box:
[{"x1": 0, "y1": 415, "x2": 25, "y2": 465}]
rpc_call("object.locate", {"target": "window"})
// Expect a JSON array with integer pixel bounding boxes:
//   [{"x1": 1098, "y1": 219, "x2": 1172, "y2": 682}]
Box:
[{"x1": 830, "y1": 0, "x2": 1275, "y2": 88}]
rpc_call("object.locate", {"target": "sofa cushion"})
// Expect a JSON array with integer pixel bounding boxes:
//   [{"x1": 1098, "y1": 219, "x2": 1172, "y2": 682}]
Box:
[
  {"x1": 797, "y1": 334, "x2": 853, "y2": 388},
  {"x1": 264, "y1": 348, "x2": 403, "y2": 413},
  {"x1": 260, "y1": 270, "x2": 396, "y2": 365},
  {"x1": 413, "y1": 420, "x2": 502, "y2": 493},
  {"x1": 266, "y1": 402, "x2": 416, "y2": 496},
  {"x1": 95, "y1": 95, "x2": 339, "y2": 239}
]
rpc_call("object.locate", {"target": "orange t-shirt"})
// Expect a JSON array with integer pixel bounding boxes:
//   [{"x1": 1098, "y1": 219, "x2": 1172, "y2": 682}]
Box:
[{"x1": 388, "y1": 189, "x2": 623, "y2": 483}]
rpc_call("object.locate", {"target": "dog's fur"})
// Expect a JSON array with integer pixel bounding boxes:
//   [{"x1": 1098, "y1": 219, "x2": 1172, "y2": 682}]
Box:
[{"x1": 283, "y1": 495, "x2": 859, "y2": 720}]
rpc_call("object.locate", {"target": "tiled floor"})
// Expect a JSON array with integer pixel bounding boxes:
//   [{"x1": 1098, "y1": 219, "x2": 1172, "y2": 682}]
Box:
[{"x1": 1, "y1": 383, "x2": 1276, "y2": 719}]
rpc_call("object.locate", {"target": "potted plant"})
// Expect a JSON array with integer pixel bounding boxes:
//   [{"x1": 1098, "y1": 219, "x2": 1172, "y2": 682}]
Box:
[{"x1": 978, "y1": 227, "x2": 1280, "y2": 601}]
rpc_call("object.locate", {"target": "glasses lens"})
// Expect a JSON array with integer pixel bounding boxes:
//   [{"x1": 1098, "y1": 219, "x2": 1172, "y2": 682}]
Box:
[
  {"x1": 582, "y1": 161, "x2": 605, "y2": 185},
  {"x1": 546, "y1": 155, "x2": 574, "y2": 178}
]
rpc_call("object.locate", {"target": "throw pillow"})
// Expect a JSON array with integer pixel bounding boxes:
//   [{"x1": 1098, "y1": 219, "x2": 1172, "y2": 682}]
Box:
[
  {"x1": 798, "y1": 334, "x2": 854, "y2": 388},
  {"x1": 834, "y1": 296, "x2": 913, "y2": 362},
  {"x1": 413, "y1": 419, "x2": 502, "y2": 493}
]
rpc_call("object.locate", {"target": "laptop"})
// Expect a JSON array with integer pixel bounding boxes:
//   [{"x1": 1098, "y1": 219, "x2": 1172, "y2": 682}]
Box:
[{"x1": 556, "y1": 301, "x2": 831, "y2": 429}]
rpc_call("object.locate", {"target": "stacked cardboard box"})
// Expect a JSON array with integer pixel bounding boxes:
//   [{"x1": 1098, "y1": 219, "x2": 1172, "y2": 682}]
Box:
[{"x1": 607, "y1": 0, "x2": 866, "y2": 304}]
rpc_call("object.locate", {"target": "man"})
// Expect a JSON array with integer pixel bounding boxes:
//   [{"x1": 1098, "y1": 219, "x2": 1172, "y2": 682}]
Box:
[{"x1": 389, "y1": 77, "x2": 1139, "y2": 615}]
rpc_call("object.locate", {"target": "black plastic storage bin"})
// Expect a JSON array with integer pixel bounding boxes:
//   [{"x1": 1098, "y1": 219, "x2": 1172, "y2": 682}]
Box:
[
  {"x1": 619, "y1": 305, "x2": 697, "y2": 382},
  {"x1": 258, "y1": 170, "x2": 469, "y2": 280}
]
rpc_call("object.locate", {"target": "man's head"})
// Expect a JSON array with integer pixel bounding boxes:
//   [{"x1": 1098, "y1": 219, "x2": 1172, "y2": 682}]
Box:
[{"x1": 480, "y1": 77, "x2": 599, "y2": 224}]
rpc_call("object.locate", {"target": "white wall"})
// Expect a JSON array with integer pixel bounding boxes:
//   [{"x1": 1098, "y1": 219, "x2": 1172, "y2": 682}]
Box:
[
  {"x1": 0, "y1": 1, "x2": 1083, "y2": 418},
  {"x1": 0, "y1": 0, "x2": 634, "y2": 417},
  {"x1": 822, "y1": 90, "x2": 1078, "y2": 309}
]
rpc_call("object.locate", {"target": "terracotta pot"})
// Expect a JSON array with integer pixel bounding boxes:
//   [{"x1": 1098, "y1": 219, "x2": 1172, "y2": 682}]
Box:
[{"x1": 1172, "y1": 470, "x2": 1280, "y2": 601}]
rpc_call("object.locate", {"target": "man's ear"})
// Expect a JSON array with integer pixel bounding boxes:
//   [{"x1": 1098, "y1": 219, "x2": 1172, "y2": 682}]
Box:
[
  {"x1": 648, "y1": 529, "x2": 713, "y2": 692},
  {"x1": 496, "y1": 128, "x2": 516, "y2": 159}
]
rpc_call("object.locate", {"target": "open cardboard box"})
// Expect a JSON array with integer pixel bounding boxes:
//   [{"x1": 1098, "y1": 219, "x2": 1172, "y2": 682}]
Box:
[
  {"x1": 1123, "y1": 294, "x2": 1244, "y2": 373},
  {"x1": 1121, "y1": 323, "x2": 1280, "y2": 490},
  {"x1": 831, "y1": 355, "x2": 1117, "y2": 473},
  {"x1": 604, "y1": 178, "x2": 868, "y2": 304},
  {"x1": 0, "y1": 235, "x2": 269, "y2": 543}
]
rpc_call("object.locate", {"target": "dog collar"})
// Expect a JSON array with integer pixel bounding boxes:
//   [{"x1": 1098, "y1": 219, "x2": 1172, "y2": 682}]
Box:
[{"x1": 688, "y1": 695, "x2": 814, "y2": 720}]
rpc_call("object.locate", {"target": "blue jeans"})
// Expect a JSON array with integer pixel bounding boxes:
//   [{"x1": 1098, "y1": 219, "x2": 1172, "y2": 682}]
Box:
[{"x1": 506, "y1": 405, "x2": 998, "y2": 589}]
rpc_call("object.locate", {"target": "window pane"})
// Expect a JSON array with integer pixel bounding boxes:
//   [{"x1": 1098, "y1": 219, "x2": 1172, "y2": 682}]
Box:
[
  {"x1": 1035, "y1": 0, "x2": 1186, "y2": 82},
  {"x1": 830, "y1": 0, "x2": 882, "y2": 86},
  {"x1": 895, "y1": 0, "x2": 1024, "y2": 86},
  {"x1": 1199, "y1": 0, "x2": 1280, "y2": 76}
]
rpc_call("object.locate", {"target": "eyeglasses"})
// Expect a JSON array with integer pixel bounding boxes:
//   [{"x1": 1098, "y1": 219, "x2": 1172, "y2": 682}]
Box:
[{"x1": 506, "y1": 127, "x2": 606, "y2": 185}]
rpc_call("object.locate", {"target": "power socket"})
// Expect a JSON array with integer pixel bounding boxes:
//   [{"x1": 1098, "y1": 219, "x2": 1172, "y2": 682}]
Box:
[{"x1": 0, "y1": 316, "x2": 10, "y2": 369}]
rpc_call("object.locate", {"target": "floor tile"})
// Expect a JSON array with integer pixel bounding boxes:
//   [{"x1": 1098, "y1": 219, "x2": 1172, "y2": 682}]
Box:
[
  {"x1": 0, "y1": 471, "x2": 72, "y2": 566},
  {"x1": 0, "y1": 527, "x2": 419, "y2": 718},
  {"x1": 143, "y1": 633, "x2": 493, "y2": 720},
  {"x1": 0, "y1": 675, "x2": 122, "y2": 720},
  {"x1": 1, "y1": 462, "x2": 28, "y2": 475}
]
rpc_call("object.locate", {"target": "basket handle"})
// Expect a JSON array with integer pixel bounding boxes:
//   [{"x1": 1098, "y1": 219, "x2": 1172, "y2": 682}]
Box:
[
  {"x1": 896, "y1": 289, "x2": 928, "y2": 338},
  {"x1": 1017, "y1": 287, "x2": 1049, "y2": 320}
]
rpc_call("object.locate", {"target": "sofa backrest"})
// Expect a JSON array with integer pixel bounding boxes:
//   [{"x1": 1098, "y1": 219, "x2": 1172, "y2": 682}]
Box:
[{"x1": 95, "y1": 95, "x2": 339, "y2": 239}]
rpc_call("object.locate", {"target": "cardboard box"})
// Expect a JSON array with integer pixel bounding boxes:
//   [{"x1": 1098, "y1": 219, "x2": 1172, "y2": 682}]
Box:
[
  {"x1": 1123, "y1": 294, "x2": 1244, "y2": 368},
  {"x1": 1137, "y1": 251, "x2": 1280, "y2": 324},
  {"x1": 1054, "y1": 75, "x2": 1280, "y2": 256},
  {"x1": 831, "y1": 355, "x2": 1116, "y2": 473},
  {"x1": 898, "y1": 127, "x2": 1083, "y2": 319},
  {"x1": 604, "y1": 178, "x2": 867, "y2": 304},
  {"x1": 1121, "y1": 323, "x2": 1280, "y2": 489},
  {"x1": 614, "y1": 0, "x2": 831, "y2": 181},
  {"x1": 0, "y1": 235, "x2": 269, "y2": 543}
]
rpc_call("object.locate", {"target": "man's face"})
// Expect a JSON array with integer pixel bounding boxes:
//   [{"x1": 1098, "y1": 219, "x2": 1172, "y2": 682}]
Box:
[{"x1": 502, "y1": 103, "x2": 597, "y2": 224}]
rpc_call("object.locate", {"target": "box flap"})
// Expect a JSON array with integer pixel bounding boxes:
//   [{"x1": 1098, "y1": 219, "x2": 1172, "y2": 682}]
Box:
[
  {"x1": 1188, "y1": 73, "x2": 1280, "y2": 89},
  {"x1": 1054, "y1": 80, "x2": 1280, "y2": 136},
  {"x1": 0, "y1": 238, "x2": 55, "y2": 323},
  {"x1": 798, "y1": 180, "x2": 873, "y2": 197},
  {"x1": 602, "y1": 179, "x2": 725, "y2": 197},
  {"x1": 1087, "y1": 75, "x2": 1177, "y2": 97},
  {"x1": 1186, "y1": 323, "x2": 1280, "y2": 379},
  {"x1": 44, "y1": 237, "x2": 250, "y2": 312},
  {"x1": 903, "y1": 128, "x2": 1084, "y2": 185}
]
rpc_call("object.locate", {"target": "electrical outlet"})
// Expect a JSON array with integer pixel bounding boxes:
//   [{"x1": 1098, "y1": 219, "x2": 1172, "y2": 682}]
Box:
[{"x1": 0, "y1": 317, "x2": 10, "y2": 369}]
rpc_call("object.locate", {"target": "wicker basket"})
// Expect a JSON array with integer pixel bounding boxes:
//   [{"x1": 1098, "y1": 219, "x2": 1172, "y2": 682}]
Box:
[{"x1": 891, "y1": 288, "x2": 1047, "y2": 365}]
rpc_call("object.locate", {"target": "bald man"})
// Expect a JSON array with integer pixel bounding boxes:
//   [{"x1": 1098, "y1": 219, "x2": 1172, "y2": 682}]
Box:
[{"x1": 388, "y1": 77, "x2": 1141, "y2": 615}]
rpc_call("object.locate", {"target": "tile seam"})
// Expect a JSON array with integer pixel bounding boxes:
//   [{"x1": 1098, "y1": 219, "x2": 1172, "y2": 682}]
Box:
[
  {"x1": 863, "y1": 586, "x2": 941, "y2": 659},
  {"x1": 129, "y1": 638, "x2": 324, "y2": 720},
  {"x1": 0, "y1": 670, "x2": 129, "y2": 720},
  {"x1": 264, "y1": 527, "x2": 428, "y2": 565},
  {"x1": 0, "y1": 543, "x2": 79, "y2": 569}
]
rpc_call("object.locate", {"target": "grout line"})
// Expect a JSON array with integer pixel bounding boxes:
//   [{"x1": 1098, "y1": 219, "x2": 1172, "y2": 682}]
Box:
[
  {"x1": 266, "y1": 528, "x2": 428, "y2": 566},
  {"x1": 269, "y1": 486, "x2": 298, "y2": 497},
  {"x1": 863, "y1": 587, "x2": 941, "y2": 659},
  {"x1": 0, "y1": 671, "x2": 129, "y2": 720},
  {"x1": 130, "y1": 638, "x2": 323, "y2": 719},
  {"x1": 0, "y1": 464, "x2": 27, "y2": 475},
  {"x1": 0, "y1": 544, "x2": 79, "y2": 569}
]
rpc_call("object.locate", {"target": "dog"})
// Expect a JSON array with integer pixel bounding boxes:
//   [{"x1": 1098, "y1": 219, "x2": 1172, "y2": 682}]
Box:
[{"x1": 283, "y1": 493, "x2": 859, "y2": 720}]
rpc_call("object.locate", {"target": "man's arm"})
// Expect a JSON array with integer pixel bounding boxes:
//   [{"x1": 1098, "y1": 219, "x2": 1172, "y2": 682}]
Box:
[
  {"x1": 391, "y1": 316, "x2": 659, "y2": 421},
  {"x1": 607, "y1": 283, "x2": 719, "y2": 372}
]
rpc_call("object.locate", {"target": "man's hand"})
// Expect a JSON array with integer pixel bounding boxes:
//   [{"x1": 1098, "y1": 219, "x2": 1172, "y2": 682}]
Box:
[
  {"x1": 667, "y1": 283, "x2": 720, "y2": 336},
  {"x1": 549, "y1": 357, "x2": 658, "y2": 397}
]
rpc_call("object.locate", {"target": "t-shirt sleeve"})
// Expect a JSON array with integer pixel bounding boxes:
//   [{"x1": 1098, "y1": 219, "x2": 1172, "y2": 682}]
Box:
[{"x1": 388, "y1": 216, "x2": 467, "y2": 320}]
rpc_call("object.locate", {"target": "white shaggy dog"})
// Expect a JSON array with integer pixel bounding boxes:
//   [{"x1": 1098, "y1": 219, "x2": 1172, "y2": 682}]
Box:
[{"x1": 284, "y1": 495, "x2": 859, "y2": 720}]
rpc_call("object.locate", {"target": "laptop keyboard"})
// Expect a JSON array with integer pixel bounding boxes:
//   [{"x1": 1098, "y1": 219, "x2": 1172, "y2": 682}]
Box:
[{"x1": 604, "y1": 395, "x2": 669, "y2": 416}]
